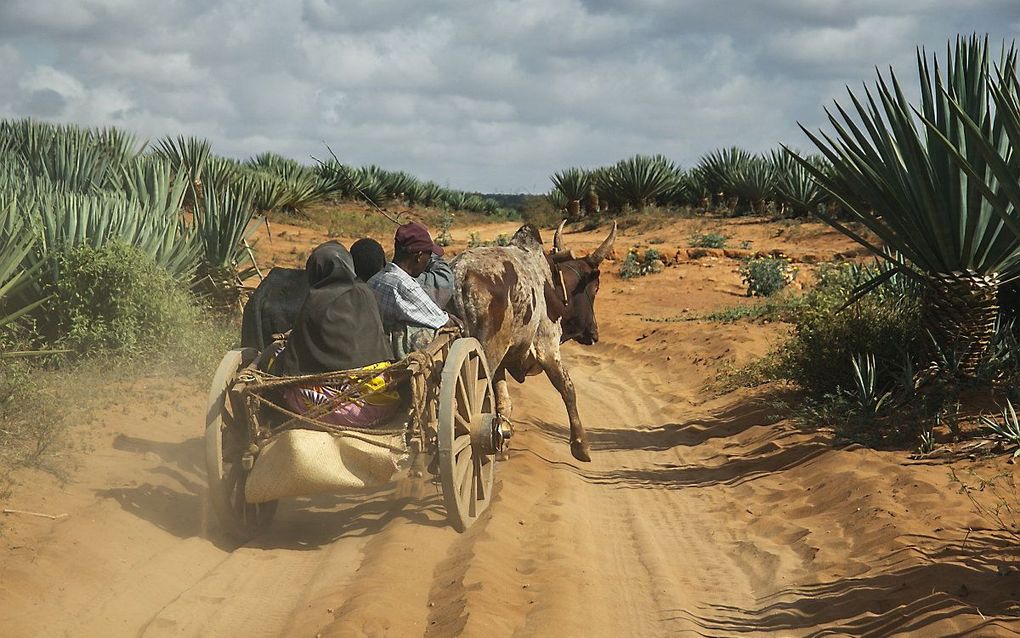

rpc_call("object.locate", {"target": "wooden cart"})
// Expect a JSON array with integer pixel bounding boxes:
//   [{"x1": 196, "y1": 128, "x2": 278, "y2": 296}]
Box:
[{"x1": 204, "y1": 330, "x2": 510, "y2": 541}]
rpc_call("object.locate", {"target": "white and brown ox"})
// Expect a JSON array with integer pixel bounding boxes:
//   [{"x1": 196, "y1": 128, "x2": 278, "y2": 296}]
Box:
[{"x1": 451, "y1": 221, "x2": 616, "y2": 462}]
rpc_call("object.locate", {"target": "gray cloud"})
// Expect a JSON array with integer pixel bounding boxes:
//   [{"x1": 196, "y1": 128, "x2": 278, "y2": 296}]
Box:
[{"x1": 1, "y1": 0, "x2": 1018, "y2": 192}]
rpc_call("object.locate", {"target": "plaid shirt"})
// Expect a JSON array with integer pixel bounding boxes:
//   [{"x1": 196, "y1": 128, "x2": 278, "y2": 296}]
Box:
[{"x1": 368, "y1": 263, "x2": 449, "y2": 330}]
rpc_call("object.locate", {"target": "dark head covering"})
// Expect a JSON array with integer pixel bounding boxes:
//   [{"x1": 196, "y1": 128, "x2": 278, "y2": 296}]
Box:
[
  {"x1": 350, "y1": 238, "x2": 387, "y2": 282},
  {"x1": 272, "y1": 242, "x2": 392, "y2": 375}
]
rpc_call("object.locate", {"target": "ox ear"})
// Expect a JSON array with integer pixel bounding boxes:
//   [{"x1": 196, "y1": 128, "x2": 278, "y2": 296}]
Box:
[
  {"x1": 586, "y1": 222, "x2": 617, "y2": 267},
  {"x1": 553, "y1": 219, "x2": 567, "y2": 254}
]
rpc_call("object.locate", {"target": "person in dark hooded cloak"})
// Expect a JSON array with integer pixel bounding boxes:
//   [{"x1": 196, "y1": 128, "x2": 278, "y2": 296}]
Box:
[{"x1": 272, "y1": 241, "x2": 399, "y2": 427}]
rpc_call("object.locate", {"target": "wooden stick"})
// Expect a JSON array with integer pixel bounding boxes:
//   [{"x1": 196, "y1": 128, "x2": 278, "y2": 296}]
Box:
[
  {"x1": 3, "y1": 508, "x2": 68, "y2": 520},
  {"x1": 243, "y1": 239, "x2": 264, "y2": 281},
  {"x1": 321, "y1": 144, "x2": 402, "y2": 226},
  {"x1": 263, "y1": 216, "x2": 274, "y2": 248}
]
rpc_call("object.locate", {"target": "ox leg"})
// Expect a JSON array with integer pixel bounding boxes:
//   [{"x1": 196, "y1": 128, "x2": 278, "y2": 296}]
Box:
[
  {"x1": 539, "y1": 359, "x2": 591, "y2": 463},
  {"x1": 493, "y1": 369, "x2": 513, "y2": 461},
  {"x1": 494, "y1": 370, "x2": 513, "y2": 420}
]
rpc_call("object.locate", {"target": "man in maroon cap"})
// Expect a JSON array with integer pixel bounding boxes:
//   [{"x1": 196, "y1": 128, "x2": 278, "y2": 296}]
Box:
[{"x1": 368, "y1": 222, "x2": 453, "y2": 357}]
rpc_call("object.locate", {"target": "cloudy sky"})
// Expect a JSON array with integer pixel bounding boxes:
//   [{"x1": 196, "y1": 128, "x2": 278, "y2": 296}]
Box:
[{"x1": 1, "y1": 1, "x2": 1018, "y2": 193}]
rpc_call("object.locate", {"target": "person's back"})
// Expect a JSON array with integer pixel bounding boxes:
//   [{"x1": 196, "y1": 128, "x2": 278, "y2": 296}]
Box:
[
  {"x1": 271, "y1": 242, "x2": 399, "y2": 428},
  {"x1": 368, "y1": 222, "x2": 450, "y2": 357},
  {"x1": 352, "y1": 236, "x2": 454, "y2": 309},
  {"x1": 273, "y1": 241, "x2": 392, "y2": 376}
]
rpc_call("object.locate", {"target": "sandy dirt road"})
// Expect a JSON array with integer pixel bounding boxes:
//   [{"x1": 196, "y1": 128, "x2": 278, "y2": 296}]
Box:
[
  {"x1": 3, "y1": 218, "x2": 1020, "y2": 637},
  {"x1": 3, "y1": 335, "x2": 1019, "y2": 637}
]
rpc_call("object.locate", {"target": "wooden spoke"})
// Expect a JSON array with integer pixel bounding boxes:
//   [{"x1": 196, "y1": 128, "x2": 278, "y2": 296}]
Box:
[
  {"x1": 474, "y1": 455, "x2": 486, "y2": 502},
  {"x1": 452, "y1": 433, "x2": 471, "y2": 457},
  {"x1": 473, "y1": 377, "x2": 488, "y2": 416},
  {"x1": 456, "y1": 375, "x2": 472, "y2": 418},
  {"x1": 454, "y1": 413, "x2": 472, "y2": 435},
  {"x1": 456, "y1": 448, "x2": 473, "y2": 497}
]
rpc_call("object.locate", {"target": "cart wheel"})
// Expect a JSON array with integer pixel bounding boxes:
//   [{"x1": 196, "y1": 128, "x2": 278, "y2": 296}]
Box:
[
  {"x1": 205, "y1": 348, "x2": 277, "y2": 542},
  {"x1": 437, "y1": 337, "x2": 497, "y2": 532}
]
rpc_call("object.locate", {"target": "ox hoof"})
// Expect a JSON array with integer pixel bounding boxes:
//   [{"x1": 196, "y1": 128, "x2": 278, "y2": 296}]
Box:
[{"x1": 571, "y1": 440, "x2": 592, "y2": 463}]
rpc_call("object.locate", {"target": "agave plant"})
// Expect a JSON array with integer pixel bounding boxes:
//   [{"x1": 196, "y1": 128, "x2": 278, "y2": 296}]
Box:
[
  {"x1": 246, "y1": 154, "x2": 331, "y2": 214},
  {"x1": 551, "y1": 167, "x2": 591, "y2": 219},
  {"x1": 770, "y1": 150, "x2": 829, "y2": 217},
  {"x1": 791, "y1": 35, "x2": 1020, "y2": 377},
  {"x1": 0, "y1": 201, "x2": 47, "y2": 330},
  {"x1": 32, "y1": 188, "x2": 199, "y2": 281},
  {"x1": 1, "y1": 120, "x2": 126, "y2": 193},
  {"x1": 936, "y1": 44, "x2": 1020, "y2": 321},
  {"x1": 442, "y1": 190, "x2": 468, "y2": 211},
  {"x1": 589, "y1": 167, "x2": 621, "y2": 213},
  {"x1": 726, "y1": 154, "x2": 776, "y2": 214},
  {"x1": 315, "y1": 158, "x2": 364, "y2": 200},
  {"x1": 697, "y1": 147, "x2": 753, "y2": 207},
  {"x1": 600, "y1": 155, "x2": 678, "y2": 212},
  {"x1": 696, "y1": 148, "x2": 776, "y2": 213},
  {"x1": 108, "y1": 156, "x2": 190, "y2": 221},
  {"x1": 546, "y1": 188, "x2": 567, "y2": 211},
  {"x1": 463, "y1": 195, "x2": 490, "y2": 213},
  {"x1": 192, "y1": 182, "x2": 260, "y2": 286},
  {"x1": 681, "y1": 168, "x2": 713, "y2": 208},
  {"x1": 379, "y1": 170, "x2": 419, "y2": 203},
  {"x1": 980, "y1": 400, "x2": 1020, "y2": 458},
  {"x1": 653, "y1": 167, "x2": 699, "y2": 208},
  {"x1": 153, "y1": 136, "x2": 211, "y2": 207},
  {"x1": 357, "y1": 172, "x2": 388, "y2": 207},
  {"x1": 417, "y1": 181, "x2": 446, "y2": 207},
  {"x1": 849, "y1": 353, "x2": 894, "y2": 419}
]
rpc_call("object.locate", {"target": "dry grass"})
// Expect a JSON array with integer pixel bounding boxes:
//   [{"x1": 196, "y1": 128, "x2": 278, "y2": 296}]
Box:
[
  {"x1": 276, "y1": 201, "x2": 510, "y2": 240},
  {"x1": 0, "y1": 313, "x2": 235, "y2": 498}
]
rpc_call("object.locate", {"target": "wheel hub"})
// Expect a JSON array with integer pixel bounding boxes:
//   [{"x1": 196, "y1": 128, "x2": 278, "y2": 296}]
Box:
[{"x1": 473, "y1": 414, "x2": 512, "y2": 455}]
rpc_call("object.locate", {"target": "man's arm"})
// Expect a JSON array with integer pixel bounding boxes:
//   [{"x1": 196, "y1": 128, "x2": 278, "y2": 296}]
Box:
[{"x1": 416, "y1": 254, "x2": 455, "y2": 310}]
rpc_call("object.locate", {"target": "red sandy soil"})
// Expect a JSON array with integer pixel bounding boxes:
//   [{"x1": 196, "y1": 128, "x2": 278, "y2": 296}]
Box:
[{"x1": 1, "y1": 213, "x2": 1019, "y2": 637}]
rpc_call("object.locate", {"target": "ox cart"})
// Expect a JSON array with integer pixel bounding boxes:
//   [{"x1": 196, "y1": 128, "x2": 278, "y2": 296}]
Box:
[{"x1": 204, "y1": 330, "x2": 510, "y2": 541}]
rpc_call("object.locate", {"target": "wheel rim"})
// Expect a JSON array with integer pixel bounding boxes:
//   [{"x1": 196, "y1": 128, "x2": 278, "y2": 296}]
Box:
[
  {"x1": 438, "y1": 338, "x2": 496, "y2": 531},
  {"x1": 205, "y1": 349, "x2": 276, "y2": 540}
]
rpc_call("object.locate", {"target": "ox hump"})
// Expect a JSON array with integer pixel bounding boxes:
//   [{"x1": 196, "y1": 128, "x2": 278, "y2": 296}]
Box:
[{"x1": 510, "y1": 224, "x2": 545, "y2": 252}]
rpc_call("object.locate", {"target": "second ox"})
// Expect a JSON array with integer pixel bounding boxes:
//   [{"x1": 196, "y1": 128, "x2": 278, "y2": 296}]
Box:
[{"x1": 451, "y1": 221, "x2": 616, "y2": 462}]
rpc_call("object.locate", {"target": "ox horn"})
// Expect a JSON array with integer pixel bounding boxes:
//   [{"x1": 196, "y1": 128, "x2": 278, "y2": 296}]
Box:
[
  {"x1": 553, "y1": 219, "x2": 567, "y2": 254},
  {"x1": 586, "y1": 222, "x2": 617, "y2": 266}
]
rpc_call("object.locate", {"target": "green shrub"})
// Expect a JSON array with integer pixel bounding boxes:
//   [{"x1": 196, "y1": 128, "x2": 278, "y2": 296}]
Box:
[
  {"x1": 698, "y1": 294, "x2": 805, "y2": 323},
  {"x1": 521, "y1": 195, "x2": 561, "y2": 228},
  {"x1": 690, "y1": 232, "x2": 728, "y2": 248},
  {"x1": 620, "y1": 247, "x2": 665, "y2": 279},
  {"x1": 779, "y1": 265, "x2": 922, "y2": 397},
  {"x1": 48, "y1": 242, "x2": 204, "y2": 356},
  {"x1": 435, "y1": 210, "x2": 454, "y2": 247},
  {"x1": 0, "y1": 363, "x2": 62, "y2": 479},
  {"x1": 467, "y1": 232, "x2": 511, "y2": 248},
  {"x1": 740, "y1": 255, "x2": 797, "y2": 296}
]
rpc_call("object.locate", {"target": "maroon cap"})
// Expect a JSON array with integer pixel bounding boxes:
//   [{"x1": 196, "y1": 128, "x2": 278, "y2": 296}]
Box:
[{"x1": 394, "y1": 222, "x2": 444, "y2": 256}]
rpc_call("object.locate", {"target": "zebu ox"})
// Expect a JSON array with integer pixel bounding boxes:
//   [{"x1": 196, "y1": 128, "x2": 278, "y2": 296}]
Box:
[{"x1": 451, "y1": 221, "x2": 616, "y2": 462}]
